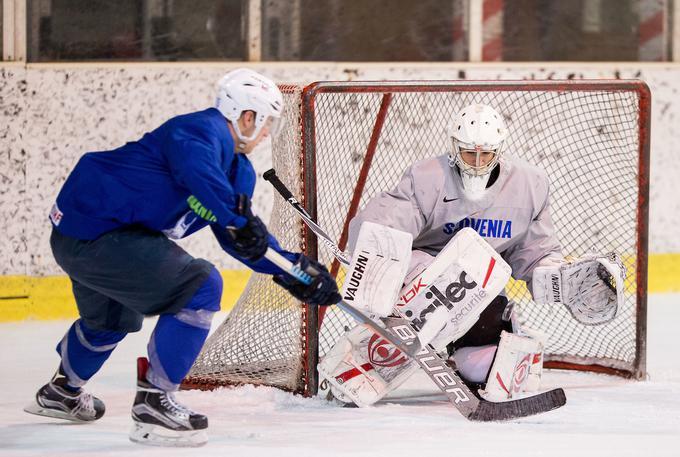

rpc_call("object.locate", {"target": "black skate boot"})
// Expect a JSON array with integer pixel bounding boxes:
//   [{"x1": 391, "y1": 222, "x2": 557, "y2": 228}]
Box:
[
  {"x1": 24, "y1": 368, "x2": 105, "y2": 422},
  {"x1": 129, "y1": 357, "x2": 208, "y2": 447}
]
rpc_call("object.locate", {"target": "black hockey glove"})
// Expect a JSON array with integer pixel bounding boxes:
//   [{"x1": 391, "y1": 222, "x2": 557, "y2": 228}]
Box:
[
  {"x1": 273, "y1": 255, "x2": 341, "y2": 306},
  {"x1": 227, "y1": 194, "x2": 269, "y2": 261}
]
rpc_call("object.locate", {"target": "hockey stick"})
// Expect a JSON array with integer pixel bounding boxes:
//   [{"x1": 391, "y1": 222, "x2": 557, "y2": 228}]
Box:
[
  {"x1": 265, "y1": 248, "x2": 421, "y2": 357},
  {"x1": 263, "y1": 169, "x2": 351, "y2": 265},
  {"x1": 264, "y1": 169, "x2": 446, "y2": 346},
  {"x1": 264, "y1": 168, "x2": 566, "y2": 421}
]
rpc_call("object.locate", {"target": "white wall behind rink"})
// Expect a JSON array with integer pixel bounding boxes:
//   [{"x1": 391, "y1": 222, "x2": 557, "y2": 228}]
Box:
[{"x1": 0, "y1": 62, "x2": 676, "y2": 276}]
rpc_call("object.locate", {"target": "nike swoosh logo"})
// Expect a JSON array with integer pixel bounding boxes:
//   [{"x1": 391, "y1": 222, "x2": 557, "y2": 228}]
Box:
[{"x1": 442, "y1": 197, "x2": 459, "y2": 203}]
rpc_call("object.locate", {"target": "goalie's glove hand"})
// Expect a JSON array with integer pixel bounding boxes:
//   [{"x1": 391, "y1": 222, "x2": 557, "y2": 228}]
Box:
[
  {"x1": 531, "y1": 253, "x2": 626, "y2": 325},
  {"x1": 273, "y1": 255, "x2": 341, "y2": 306},
  {"x1": 227, "y1": 194, "x2": 269, "y2": 261}
]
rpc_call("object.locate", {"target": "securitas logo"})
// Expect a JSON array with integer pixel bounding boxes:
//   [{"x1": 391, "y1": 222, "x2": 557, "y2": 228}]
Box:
[
  {"x1": 404, "y1": 271, "x2": 481, "y2": 329},
  {"x1": 443, "y1": 217, "x2": 512, "y2": 239}
]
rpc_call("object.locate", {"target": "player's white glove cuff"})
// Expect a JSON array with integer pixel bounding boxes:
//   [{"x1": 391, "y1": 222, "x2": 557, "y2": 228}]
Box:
[{"x1": 531, "y1": 253, "x2": 626, "y2": 325}]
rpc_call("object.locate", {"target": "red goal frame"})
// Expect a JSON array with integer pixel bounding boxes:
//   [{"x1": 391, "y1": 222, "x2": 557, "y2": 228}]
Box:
[{"x1": 295, "y1": 80, "x2": 650, "y2": 395}]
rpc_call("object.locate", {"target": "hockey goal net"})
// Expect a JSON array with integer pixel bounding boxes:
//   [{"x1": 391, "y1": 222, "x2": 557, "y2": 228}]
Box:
[{"x1": 185, "y1": 80, "x2": 650, "y2": 396}]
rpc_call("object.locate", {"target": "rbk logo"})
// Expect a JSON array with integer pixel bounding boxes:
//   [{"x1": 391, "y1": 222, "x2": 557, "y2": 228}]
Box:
[{"x1": 396, "y1": 277, "x2": 428, "y2": 307}]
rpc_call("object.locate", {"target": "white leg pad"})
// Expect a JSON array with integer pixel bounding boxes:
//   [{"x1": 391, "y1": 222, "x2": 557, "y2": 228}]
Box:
[
  {"x1": 318, "y1": 325, "x2": 418, "y2": 407},
  {"x1": 398, "y1": 228, "x2": 512, "y2": 352},
  {"x1": 479, "y1": 329, "x2": 546, "y2": 402}
]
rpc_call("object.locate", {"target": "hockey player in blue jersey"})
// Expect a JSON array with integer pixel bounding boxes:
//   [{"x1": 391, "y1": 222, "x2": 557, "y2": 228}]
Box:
[{"x1": 24, "y1": 68, "x2": 341, "y2": 447}]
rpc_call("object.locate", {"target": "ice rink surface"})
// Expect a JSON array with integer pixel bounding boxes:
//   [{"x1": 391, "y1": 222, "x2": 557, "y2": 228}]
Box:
[{"x1": 1, "y1": 294, "x2": 678, "y2": 457}]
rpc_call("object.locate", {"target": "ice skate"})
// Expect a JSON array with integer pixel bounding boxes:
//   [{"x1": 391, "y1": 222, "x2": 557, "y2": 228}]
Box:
[
  {"x1": 24, "y1": 370, "x2": 105, "y2": 422},
  {"x1": 129, "y1": 357, "x2": 208, "y2": 447}
]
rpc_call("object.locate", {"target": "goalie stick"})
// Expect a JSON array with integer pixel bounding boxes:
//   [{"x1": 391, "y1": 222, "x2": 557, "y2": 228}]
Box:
[
  {"x1": 265, "y1": 248, "x2": 422, "y2": 357},
  {"x1": 264, "y1": 168, "x2": 566, "y2": 421}
]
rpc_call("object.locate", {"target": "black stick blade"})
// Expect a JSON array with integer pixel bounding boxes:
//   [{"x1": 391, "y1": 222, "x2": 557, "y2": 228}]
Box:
[{"x1": 466, "y1": 388, "x2": 566, "y2": 422}]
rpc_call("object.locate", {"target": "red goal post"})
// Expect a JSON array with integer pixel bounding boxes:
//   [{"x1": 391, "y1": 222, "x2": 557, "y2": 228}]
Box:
[{"x1": 186, "y1": 80, "x2": 650, "y2": 396}]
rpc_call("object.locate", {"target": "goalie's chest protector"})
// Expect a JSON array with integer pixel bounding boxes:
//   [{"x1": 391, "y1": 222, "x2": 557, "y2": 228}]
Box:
[{"x1": 412, "y1": 154, "x2": 550, "y2": 258}]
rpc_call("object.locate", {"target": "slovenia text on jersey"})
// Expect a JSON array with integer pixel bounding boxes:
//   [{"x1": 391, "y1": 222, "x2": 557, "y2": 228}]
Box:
[{"x1": 443, "y1": 217, "x2": 512, "y2": 239}]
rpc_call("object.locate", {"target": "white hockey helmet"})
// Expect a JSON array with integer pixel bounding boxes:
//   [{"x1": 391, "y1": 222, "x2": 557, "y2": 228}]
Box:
[
  {"x1": 215, "y1": 68, "x2": 284, "y2": 144},
  {"x1": 447, "y1": 104, "x2": 508, "y2": 177}
]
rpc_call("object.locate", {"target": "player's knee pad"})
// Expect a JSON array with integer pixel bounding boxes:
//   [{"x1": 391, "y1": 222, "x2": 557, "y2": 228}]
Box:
[
  {"x1": 57, "y1": 319, "x2": 126, "y2": 386},
  {"x1": 189, "y1": 267, "x2": 223, "y2": 312},
  {"x1": 318, "y1": 325, "x2": 418, "y2": 407},
  {"x1": 146, "y1": 268, "x2": 222, "y2": 391},
  {"x1": 448, "y1": 344, "x2": 498, "y2": 384},
  {"x1": 174, "y1": 267, "x2": 223, "y2": 328}
]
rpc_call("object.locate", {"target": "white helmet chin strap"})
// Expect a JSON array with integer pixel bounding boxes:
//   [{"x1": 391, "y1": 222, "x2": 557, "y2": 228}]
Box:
[{"x1": 231, "y1": 122, "x2": 248, "y2": 150}]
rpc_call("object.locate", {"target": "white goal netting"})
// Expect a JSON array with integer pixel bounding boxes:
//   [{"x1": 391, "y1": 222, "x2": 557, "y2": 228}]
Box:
[{"x1": 186, "y1": 80, "x2": 649, "y2": 395}]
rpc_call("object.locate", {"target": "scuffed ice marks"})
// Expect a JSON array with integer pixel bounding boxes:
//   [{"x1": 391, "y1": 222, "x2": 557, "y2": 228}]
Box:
[{"x1": 179, "y1": 384, "x2": 334, "y2": 414}]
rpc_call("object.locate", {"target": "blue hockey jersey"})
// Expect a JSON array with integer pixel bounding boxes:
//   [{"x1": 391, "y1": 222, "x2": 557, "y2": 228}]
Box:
[{"x1": 50, "y1": 108, "x2": 294, "y2": 274}]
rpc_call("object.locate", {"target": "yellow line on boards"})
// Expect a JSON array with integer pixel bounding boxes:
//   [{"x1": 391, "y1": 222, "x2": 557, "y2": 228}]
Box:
[
  {"x1": 647, "y1": 253, "x2": 680, "y2": 295},
  {"x1": 0, "y1": 254, "x2": 678, "y2": 322},
  {"x1": 0, "y1": 270, "x2": 251, "y2": 322}
]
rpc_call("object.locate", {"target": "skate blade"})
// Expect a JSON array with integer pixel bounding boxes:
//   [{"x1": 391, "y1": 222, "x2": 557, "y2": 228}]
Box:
[
  {"x1": 23, "y1": 401, "x2": 90, "y2": 423},
  {"x1": 129, "y1": 421, "x2": 208, "y2": 447}
]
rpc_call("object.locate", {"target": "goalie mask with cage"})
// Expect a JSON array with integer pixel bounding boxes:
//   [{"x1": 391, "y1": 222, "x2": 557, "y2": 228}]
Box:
[
  {"x1": 215, "y1": 68, "x2": 284, "y2": 145},
  {"x1": 447, "y1": 104, "x2": 508, "y2": 189}
]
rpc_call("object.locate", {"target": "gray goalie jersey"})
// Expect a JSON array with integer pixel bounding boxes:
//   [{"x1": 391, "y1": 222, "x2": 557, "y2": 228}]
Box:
[{"x1": 348, "y1": 154, "x2": 563, "y2": 282}]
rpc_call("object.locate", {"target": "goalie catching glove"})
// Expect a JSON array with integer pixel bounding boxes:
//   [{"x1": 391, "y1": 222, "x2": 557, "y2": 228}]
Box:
[
  {"x1": 531, "y1": 252, "x2": 626, "y2": 325},
  {"x1": 274, "y1": 255, "x2": 341, "y2": 306}
]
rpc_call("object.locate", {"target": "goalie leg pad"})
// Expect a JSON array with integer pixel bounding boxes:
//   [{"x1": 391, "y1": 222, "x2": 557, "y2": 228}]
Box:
[
  {"x1": 403, "y1": 249, "x2": 435, "y2": 286},
  {"x1": 399, "y1": 228, "x2": 512, "y2": 351},
  {"x1": 318, "y1": 325, "x2": 418, "y2": 407},
  {"x1": 479, "y1": 329, "x2": 546, "y2": 402}
]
